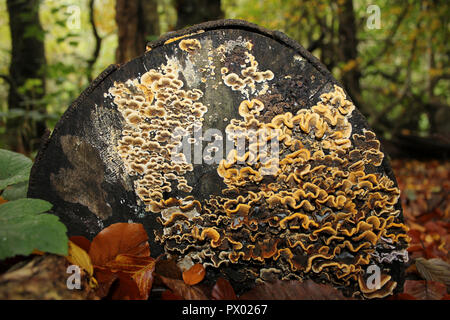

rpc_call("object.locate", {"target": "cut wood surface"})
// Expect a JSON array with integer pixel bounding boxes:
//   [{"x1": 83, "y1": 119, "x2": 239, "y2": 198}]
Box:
[{"x1": 28, "y1": 20, "x2": 409, "y2": 298}]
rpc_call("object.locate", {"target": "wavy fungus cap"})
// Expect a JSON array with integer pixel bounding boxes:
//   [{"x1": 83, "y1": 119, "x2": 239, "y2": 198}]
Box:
[{"x1": 28, "y1": 20, "x2": 409, "y2": 299}]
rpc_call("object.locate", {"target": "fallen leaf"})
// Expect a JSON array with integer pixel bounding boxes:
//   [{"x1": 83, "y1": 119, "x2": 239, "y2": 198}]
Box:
[
  {"x1": 182, "y1": 263, "x2": 206, "y2": 285},
  {"x1": 89, "y1": 223, "x2": 150, "y2": 266},
  {"x1": 111, "y1": 273, "x2": 142, "y2": 300},
  {"x1": 67, "y1": 240, "x2": 94, "y2": 277},
  {"x1": 211, "y1": 277, "x2": 237, "y2": 300},
  {"x1": 415, "y1": 257, "x2": 450, "y2": 286},
  {"x1": 403, "y1": 280, "x2": 447, "y2": 300},
  {"x1": 69, "y1": 235, "x2": 91, "y2": 252},
  {"x1": 106, "y1": 254, "x2": 157, "y2": 299},
  {"x1": 239, "y1": 280, "x2": 351, "y2": 300},
  {"x1": 159, "y1": 275, "x2": 208, "y2": 300},
  {"x1": 0, "y1": 196, "x2": 8, "y2": 204},
  {"x1": 161, "y1": 289, "x2": 183, "y2": 300},
  {"x1": 387, "y1": 293, "x2": 417, "y2": 300},
  {"x1": 94, "y1": 267, "x2": 117, "y2": 298}
]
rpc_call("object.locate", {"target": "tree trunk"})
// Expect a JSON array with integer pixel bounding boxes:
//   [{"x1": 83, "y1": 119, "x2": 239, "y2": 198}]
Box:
[
  {"x1": 6, "y1": 0, "x2": 47, "y2": 154},
  {"x1": 175, "y1": 0, "x2": 223, "y2": 29},
  {"x1": 115, "y1": 0, "x2": 160, "y2": 64},
  {"x1": 337, "y1": 0, "x2": 362, "y2": 112}
]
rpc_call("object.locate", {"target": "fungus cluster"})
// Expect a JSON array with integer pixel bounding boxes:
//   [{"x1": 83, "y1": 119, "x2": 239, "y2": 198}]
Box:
[
  {"x1": 179, "y1": 38, "x2": 202, "y2": 54},
  {"x1": 154, "y1": 85, "x2": 409, "y2": 298},
  {"x1": 108, "y1": 60, "x2": 208, "y2": 212},
  {"x1": 221, "y1": 48, "x2": 274, "y2": 98},
  {"x1": 107, "y1": 31, "x2": 408, "y2": 298}
]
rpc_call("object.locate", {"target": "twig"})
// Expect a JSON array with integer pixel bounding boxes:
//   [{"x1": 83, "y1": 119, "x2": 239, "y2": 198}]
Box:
[{"x1": 86, "y1": 0, "x2": 102, "y2": 82}]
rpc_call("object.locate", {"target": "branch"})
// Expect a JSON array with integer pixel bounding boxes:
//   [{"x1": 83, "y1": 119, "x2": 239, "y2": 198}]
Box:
[
  {"x1": 369, "y1": 34, "x2": 418, "y2": 127},
  {"x1": 86, "y1": 0, "x2": 102, "y2": 82},
  {"x1": 0, "y1": 74, "x2": 12, "y2": 86},
  {"x1": 363, "y1": 5, "x2": 410, "y2": 69}
]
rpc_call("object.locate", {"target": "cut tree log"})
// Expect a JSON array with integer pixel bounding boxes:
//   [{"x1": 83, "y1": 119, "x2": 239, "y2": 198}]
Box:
[{"x1": 28, "y1": 20, "x2": 409, "y2": 298}]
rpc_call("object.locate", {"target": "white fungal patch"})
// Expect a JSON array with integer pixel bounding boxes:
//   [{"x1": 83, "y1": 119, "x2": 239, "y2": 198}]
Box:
[
  {"x1": 108, "y1": 58, "x2": 208, "y2": 213},
  {"x1": 220, "y1": 46, "x2": 274, "y2": 98}
]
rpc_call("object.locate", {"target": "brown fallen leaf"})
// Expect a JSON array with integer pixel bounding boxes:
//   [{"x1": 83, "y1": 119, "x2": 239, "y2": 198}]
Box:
[
  {"x1": 69, "y1": 235, "x2": 91, "y2": 253},
  {"x1": 89, "y1": 223, "x2": 150, "y2": 266},
  {"x1": 415, "y1": 257, "x2": 450, "y2": 286},
  {"x1": 161, "y1": 289, "x2": 183, "y2": 300},
  {"x1": 106, "y1": 254, "x2": 157, "y2": 299},
  {"x1": 211, "y1": 277, "x2": 237, "y2": 300},
  {"x1": 387, "y1": 293, "x2": 417, "y2": 300},
  {"x1": 88, "y1": 223, "x2": 153, "y2": 299},
  {"x1": 182, "y1": 263, "x2": 206, "y2": 285},
  {"x1": 159, "y1": 275, "x2": 208, "y2": 300},
  {"x1": 239, "y1": 280, "x2": 351, "y2": 300},
  {"x1": 111, "y1": 273, "x2": 142, "y2": 300},
  {"x1": 94, "y1": 267, "x2": 118, "y2": 298},
  {"x1": 403, "y1": 280, "x2": 447, "y2": 300}
]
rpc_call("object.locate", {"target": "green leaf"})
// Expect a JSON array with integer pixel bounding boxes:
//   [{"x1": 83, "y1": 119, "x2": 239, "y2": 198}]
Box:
[
  {"x1": 0, "y1": 149, "x2": 32, "y2": 190},
  {"x1": 0, "y1": 199, "x2": 68, "y2": 260},
  {"x1": 2, "y1": 181, "x2": 29, "y2": 200}
]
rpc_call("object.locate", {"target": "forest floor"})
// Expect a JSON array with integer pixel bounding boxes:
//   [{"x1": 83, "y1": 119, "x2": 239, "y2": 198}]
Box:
[{"x1": 389, "y1": 159, "x2": 449, "y2": 299}]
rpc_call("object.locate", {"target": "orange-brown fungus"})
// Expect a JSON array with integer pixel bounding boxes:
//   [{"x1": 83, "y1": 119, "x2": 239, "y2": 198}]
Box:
[
  {"x1": 155, "y1": 85, "x2": 409, "y2": 299},
  {"x1": 179, "y1": 38, "x2": 202, "y2": 54}
]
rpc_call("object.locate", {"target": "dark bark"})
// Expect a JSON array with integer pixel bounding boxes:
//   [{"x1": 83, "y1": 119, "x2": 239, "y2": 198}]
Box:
[
  {"x1": 6, "y1": 0, "x2": 47, "y2": 154},
  {"x1": 175, "y1": 0, "x2": 223, "y2": 29},
  {"x1": 115, "y1": 0, "x2": 160, "y2": 64},
  {"x1": 337, "y1": 0, "x2": 362, "y2": 112}
]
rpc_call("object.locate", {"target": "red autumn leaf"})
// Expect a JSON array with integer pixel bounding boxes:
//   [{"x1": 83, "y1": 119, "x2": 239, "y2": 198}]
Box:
[
  {"x1": 182, "y1": 263, "x2": 206, "y2": 285},
  {"x1": 387, "y1": 293, "x2": 417, "y2": 300},
  {"x1": 89, "y1": 223, "x2": 150, "y2": 266},
  {"x1": 211, "y1": 277, "x2": 237, "y2": 300},
  {"x1": 403, "y1": 280, "x2": 447, "y2": 300},
  {"x1": 239, "y1": 280, "x2": 351, "y2": 300},
  {"x1": 111, "y1": 273, "x2": 142, "y2": 300},
  {"x1": 106, "y1": 254, "x2": 157, "y2": 299},
  {"x1": 69, "y1": 235, "x2": 91, "y2": 253},
  {"x1": 159, "y1": 275, "x2": 208, "y2": 300},
  {"x1": 161, "y1": 289, "x2": 183, "y2": 300},
  {"x1": 94, "y1": 267, "x2": 118, "y2": 298}
]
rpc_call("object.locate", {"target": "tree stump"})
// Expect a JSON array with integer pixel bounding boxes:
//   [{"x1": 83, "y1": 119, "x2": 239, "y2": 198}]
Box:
[{"x1": 28, "y1": 20, "x2": 409, "y2": 298}]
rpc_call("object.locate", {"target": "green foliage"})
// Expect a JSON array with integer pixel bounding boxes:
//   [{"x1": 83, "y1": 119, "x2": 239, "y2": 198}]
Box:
[
  {"x1": 0, "y1": 148, "x2": 32, "y2": 190},
  {"x1": 0, "y1": 148, "x2": 68, "y2": 260},
  {"x1": 0, "y1": 199, "x2": 68, "y2": 260},
  {"x1": 1, "y1": 181, "x2": 28, "y2": 201}
]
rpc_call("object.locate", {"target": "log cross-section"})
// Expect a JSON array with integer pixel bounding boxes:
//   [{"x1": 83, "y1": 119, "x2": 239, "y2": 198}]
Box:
[{"x1": 28, "y1": 20, "x2": 409, "y2": 298}]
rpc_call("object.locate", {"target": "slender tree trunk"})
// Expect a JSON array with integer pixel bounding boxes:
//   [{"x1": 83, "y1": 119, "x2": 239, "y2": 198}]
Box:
[
  {"x1": 115, "y1": 0, "x2": 160, "y2": 64},
  {"x1": 337, "y1": 0, "x2": 362, "y2": 111},
  {"x1": 6, "y1": 0, "x2": 47, "y2": 154},
  {"x1": 175, "y1": 0, "x2": 223, "y2": 29}
]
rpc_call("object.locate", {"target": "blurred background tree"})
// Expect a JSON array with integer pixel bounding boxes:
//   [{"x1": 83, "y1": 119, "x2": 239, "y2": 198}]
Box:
[{"x1": 0, "y1": 0, "x2": 448, "y2": 157}]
